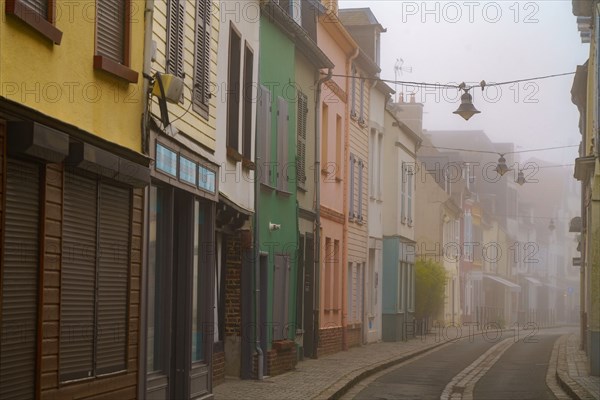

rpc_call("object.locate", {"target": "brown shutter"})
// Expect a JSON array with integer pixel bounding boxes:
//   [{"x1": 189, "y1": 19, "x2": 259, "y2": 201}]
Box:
[
  {"x1": 242, "y1": 45, "x2": 254, "y2": 160},
  {"x1": 226, "y1": 28, "x2": 241, "y2": 151},
  {"x1": 194, "y1": 0, "x2": 211, "y2": 107},
  {"x1": 60, "y1": 172, "x2": 97, "y2": 381},
  {"x1": 96, "y1": 183, "x2": 130, "y2": 374},
  {"x1": 296, "y1": 92, "x2": 308, "y2": 187},
  {"x1": 22, "y1": 0, "x2": 48, "y2": 18},
  {"x1": 96, "y1": 0, "x2": 126, "y2": 64},
  {"x1": 166, "y1": 0, "x2": 185, "y2": 77},
  {"x1": 0, "y1": 159, "x2": 40, "y2": 400}
]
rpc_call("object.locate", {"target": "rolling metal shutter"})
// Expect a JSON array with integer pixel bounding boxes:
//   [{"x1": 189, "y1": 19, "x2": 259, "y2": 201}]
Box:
[
  {"x1": 97, "y1": 0, "x2": 126, "y2": 64},
  {"x1": 60, "y1": 172, "x2": 97, "y2": 381},
  {"x1": 96, "y1": 182, "x2": 130, "y2": 374},
  {"x1": 0, "y1": 159, "x2": 40, "y2": 400}
]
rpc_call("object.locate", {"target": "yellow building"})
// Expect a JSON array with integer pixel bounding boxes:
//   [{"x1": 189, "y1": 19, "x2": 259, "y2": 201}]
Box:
[
  {"x1": 572, "y1": 0, "x2": 600, "y2": 377},
  {"x1": 1, "y1": 1, "x2": 149, "y2": 398}
]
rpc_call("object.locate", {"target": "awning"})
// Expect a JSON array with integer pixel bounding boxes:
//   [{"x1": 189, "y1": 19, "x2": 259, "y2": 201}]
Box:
[
  {"x1": 525, "y1": 277, "x2": 543, "y2": 286},
  {"x1": 484, "y1": 274, "x2": 521, "y2": 292}
]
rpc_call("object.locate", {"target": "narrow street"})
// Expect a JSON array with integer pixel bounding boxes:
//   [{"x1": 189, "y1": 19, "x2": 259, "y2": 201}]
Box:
[{"x1": 346, "y1": 327, "x2": 575, "y2": 400}]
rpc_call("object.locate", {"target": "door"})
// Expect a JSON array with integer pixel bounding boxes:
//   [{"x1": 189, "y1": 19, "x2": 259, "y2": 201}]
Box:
[{"x1": 303, "y1": 235, "x2": 315, "y2": 358}]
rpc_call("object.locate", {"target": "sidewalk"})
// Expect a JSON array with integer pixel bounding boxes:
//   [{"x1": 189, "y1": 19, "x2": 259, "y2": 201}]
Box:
[
  {"x1": 213, "y1": 330, "x2": 449, "y2": 400},
  {"x1": 556, "y1": 333, "x2": 600, "y2": 400}
]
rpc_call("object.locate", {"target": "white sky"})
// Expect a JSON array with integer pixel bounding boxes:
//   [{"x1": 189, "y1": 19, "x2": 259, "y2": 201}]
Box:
[{"x1": 338, "y1": 0, "x2": 590, "y2": 165}]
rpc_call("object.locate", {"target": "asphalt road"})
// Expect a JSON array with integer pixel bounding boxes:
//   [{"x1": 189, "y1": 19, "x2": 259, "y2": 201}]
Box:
[{"x1": 349, "y1": 326, "x2": 573, "y2": 400}]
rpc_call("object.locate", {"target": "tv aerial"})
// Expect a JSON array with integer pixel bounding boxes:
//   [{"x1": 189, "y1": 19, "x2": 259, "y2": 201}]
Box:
[{"x1": 394, "y1": 58, "x2": 413, "y2": 102}]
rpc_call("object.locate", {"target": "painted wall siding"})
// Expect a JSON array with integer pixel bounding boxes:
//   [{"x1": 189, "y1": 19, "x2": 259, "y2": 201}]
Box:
[
  {"x1": 0, "y1": 0, "x2": 146, "y2": 152},
  {"x1": 258, "y1": 16, "x2": 298, "y2": 345},
  {"x1": 151, "y1": 0, "x2": 220, "y2": 151},
  {"x1": 215, "y1": 1, "x2": 260, "y2": 211}
]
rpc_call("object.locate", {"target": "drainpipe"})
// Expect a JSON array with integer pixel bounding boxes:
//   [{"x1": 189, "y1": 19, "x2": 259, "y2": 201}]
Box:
[
  {"x1": 254, "y1": 89, "x2": 263, "y2": 380},
  {"x1": 313, "y1": 67, "x2": 333, "y2": 358},
  {"x1": 138, "y1": 1, "x2": 154, "y2": 398},
  {"x1": 342, "y1": 47, "x2": 360, "y2": 350}
]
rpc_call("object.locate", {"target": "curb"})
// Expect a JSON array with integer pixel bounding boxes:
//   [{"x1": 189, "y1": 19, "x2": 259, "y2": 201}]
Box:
[
  {"x1": 555, "y1": 334, "x2": 597, "y2": 400},
  {"x1": 313, "y1": 337, "x2": 450, "y2": 400}
]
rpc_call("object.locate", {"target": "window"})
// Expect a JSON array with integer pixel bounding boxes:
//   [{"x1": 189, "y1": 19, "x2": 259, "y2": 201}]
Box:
[
  {"x1": 349, "y1": 154, "x2": 356, "y2": 219},
  {"x1": 193, "y1": 0, "x2": 212, "y2": 116},
  {"x1": 277, "y1": 97, "x2": 290, "y2": 192},
  {"x1": 333, "y1": 240, "x2": 340, "y2": 311},
  {"x1": 369, "y1": 130, "x2": 376, "y2": 197},
  {"x1": 192, "y1": 200, "x2": 206, "y2": 361},
  {"x1": 321, "y1": 102, "x2": 329, "y2": 166},
  {"x1": 336, "y1": 115, "x2": 342, "y2": 180},
  {"x1": 407, "y1": 164, "x2": 413, "y2": 226},
  {"x1": 407, "y1": 264, "x2": 415, "y2": 312},
  {"x1": 347, "y1": 262, "x2": 364, "y2": 323},
  {"x1": 226, "y1": 26, "x2": 242, "y2": 155},
  {"x1": 95, "y1": 0, "x2": 138, "y2": 83},
  {"x1": 60, "y1": 172, "x2": 131, "y2": 381},
  {"x1": 6, "y1": 0, "x2": 62, "y2": 44},
  {"x1": 166, "y1": 0, "x2": 185, "y2": 78},
  {"x1": 347, "y1": 262, "x2": 353, "y2": 322},
  {"x1": 257, "y1": 85, "x2": 272, "y2": 186},
  {"x1": 377, "y1": 133, "x2": 383, "y2": 199},
  {"x1": 401, "y1": 162, "x2": 407, "y2": 224},
  {"x1": 324, "y1": 238, "x2": 332, "y2": 312},
  {"x1": 242, "y1": 44, "x2": 254, "y2": 161},
  {"x1": 351, "y1": 65, "x2": 357, "y2": 119},
  {"x1": 397, "y1": 262, "x2": 405, "y2": 312},
  {"x1": 357, "y1": 159, "x2": 364, "y2": 221},
  {"x1": 359, "y1": 76, "x2": 365, "y2": 124},
  {"x1": 463, "y1": 210, "x2": 473, "y2": 262},
  {"x1": 297, "y1": 92, "x2": 308, "y2": 187}
]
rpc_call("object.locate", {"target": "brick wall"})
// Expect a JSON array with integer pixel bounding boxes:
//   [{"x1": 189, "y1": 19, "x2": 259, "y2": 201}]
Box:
[
  {"x1": 225, "y1": 233, "x2": 242, "y2": 337},
  {"x1": 317, "y1": 327, "x2": 343, "y2": 357},
  {"x1": 212, "y1": 350, "x2": 225, "y2": 386},
  {"x1": 251, "y1": 341, "x2": 297, "y2": 378},
  {"x1": 345, "y1": 324, "x2": 362, "y2": 348}
]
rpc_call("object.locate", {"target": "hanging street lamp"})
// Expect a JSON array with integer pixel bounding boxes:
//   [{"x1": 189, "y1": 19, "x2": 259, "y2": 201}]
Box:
[{"x1": 516, "y1": 170, "x2": 526, "y2": 185}]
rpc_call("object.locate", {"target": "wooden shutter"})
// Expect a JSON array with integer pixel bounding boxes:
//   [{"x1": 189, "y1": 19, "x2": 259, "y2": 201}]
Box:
[
  {"x1": 257, "y1": 85, "x2": 272, "y2": 186},
  {"x1": 166, "y1": 0, "x2": 185, "y2": 77},
  {"x1": 242, "y1": 46, "x2": 254, "y2": 160},
  {"x1": 407, "y1": 165, "x2": 413, "y2": 225},
  {"x1": 296, "y1": 92, "x2": 308, "y2": 187},
  {"x1": 97, "y1": 0, "x2": 126, "y2": 64},
  {"x1": 401, "y1": 162, "x2": 406, "y2": 223},
  {"x1": 349, "y1": 154, "x2": 355, "y2": 218},
  {"x1": 358, "y1": 159, "x2": 364, "y2": 220},
  {"x1": 60, "y1": 172, "x2": 97, "y2": 381},
  {"x1": 226, "y1": 28, "x2": 241, "y2": 151},
  {"x1": 273, "y1": 255, "x2": 289, "y2": 340},
  {"x1": 22, "y1": 0, "x2": 48, "y2": 18},
  {"x1": 96, "y1": 183, "x2": 130, "y2": 374},
  {"x1": 0, "y1": 159, "x2": 39, "y2": 400},
  {"x1": 194, "y1": 0, "x2": 212, "y2": 108},
  {"x1": 277, "y1": 97, "x2": 289, "y2": 191}
]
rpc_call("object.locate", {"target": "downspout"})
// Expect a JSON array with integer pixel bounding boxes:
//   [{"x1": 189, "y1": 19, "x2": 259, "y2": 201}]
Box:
[
  {"x1": 138, "y1": 1, "x2": 154, "y2": 398},
  {"x1": 254, "y1": 98, "x2": 264, "y2": 380},
  {"x1": 313, "y1": 67, "x2": 333, "y2": 358},
  {"x1": 342, "y1": 47, "x2": 359, "y2": 350}
]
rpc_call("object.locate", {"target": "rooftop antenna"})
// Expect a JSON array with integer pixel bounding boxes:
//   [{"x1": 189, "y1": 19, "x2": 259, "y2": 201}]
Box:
[{"x1": 394, "y1": 58, "x2": 413, "y2": 102}]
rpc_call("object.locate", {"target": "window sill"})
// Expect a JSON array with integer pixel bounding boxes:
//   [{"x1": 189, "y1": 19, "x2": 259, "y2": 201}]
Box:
[
  {"x1": 227, "y1": 146, "x2": 243, "y2": 162},
  {"x1": 276, "y1": 188, "x2": 292, "y2": 198},
  {"x1": 297, "y1": 185, "x2": 307, "y2": 193},
  {"x1": 335, "y1": 176, "x2": 343, "y2": 183},
  {"x1": 94, "y1": 55, "x2": 139, "y2": 84},
  {"x1": 260, "y1": 182, "x2": 275, "y2": 192},
  {"x1": 6, "y1": 0, "x2": 63, "y2": 44}
]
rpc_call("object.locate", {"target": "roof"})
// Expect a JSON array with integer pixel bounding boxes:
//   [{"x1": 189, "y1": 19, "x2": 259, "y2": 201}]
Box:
[{"x1": 338, "y1": 8, "x2": 386, "y2": 31}]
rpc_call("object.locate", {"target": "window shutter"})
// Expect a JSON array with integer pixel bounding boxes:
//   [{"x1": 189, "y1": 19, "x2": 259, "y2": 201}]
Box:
[
  {"x1": 349, "y1": 154, "x2": 355, "y2": 218},
  {"x1": 351, "y1": 65, "x2": 357, "y2": 117},
  {"x1": 166, "y1": 0, "x2": 185, "y2": 77},
  {"x1": 359, "y1": 77, "x2": 365, "y2": 122},
  {"x1": 242, "y1": 46, "x2": 254, "y2": 160},
  {"x1": 401, "y1": 162, "x2": 406, "y2": 223},
  {"x1": 277, "y1": 97, "x2": 289, "y2": 191},
  {"x1": 226, "y1": 29, "x2": 241, "y2": 151},
  {"x1": 96, "y1": 183, "x2": 130, "y2": 374},
  {"x1": 358, "y1": 159, "x2": 364, "y2": 220},
  {"x1": 22, "y1": 0, "x2": 48, "y2": 18},
  {"x1": 61, "y1": 172, "x2": 97, "y2": 381},
  {"x1": 296, "y1": 92, "x2": 308, "y2": 187},
  {"x1": 194, "y1": 0, "x2": 212, "y2": 108},
  {"x1": 258, "y1": 85, "x2": 272, "y2": 186},
  {"x1": 0, "y1": 160, "x2": 39, "y2": 400},
  {"x1": 97, "y1": 0, "x2": 126, "y2": 64},
  {"x1": 273, "y1": 255, "x2": 289, "y2": 340},
  {"x1": 407, "y1": 165, "x2": 413, "y2": 225}
]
